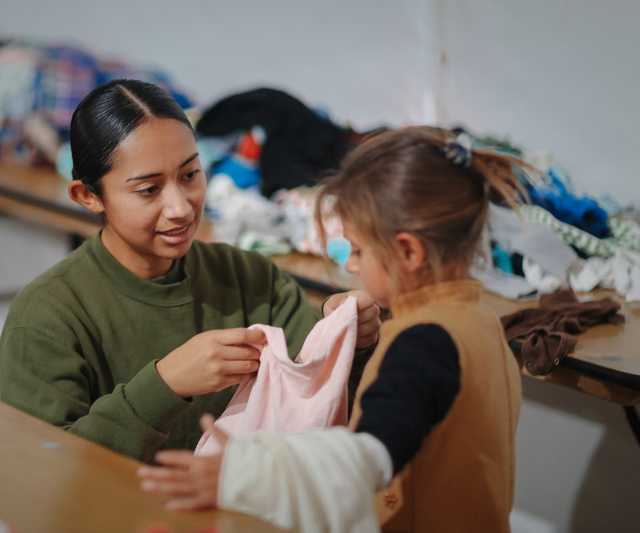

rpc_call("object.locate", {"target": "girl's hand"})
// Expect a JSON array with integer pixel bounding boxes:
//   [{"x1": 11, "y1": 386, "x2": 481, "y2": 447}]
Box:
[
  {"x1": 138, "y1": 414, "x2": 229, "y2": 511},
  {"x1": 156, "y1": 328, "x2": 265, "y2": 397},
  {"x1": 323, "y1": 290, "x2": 381, "y2": 349}
]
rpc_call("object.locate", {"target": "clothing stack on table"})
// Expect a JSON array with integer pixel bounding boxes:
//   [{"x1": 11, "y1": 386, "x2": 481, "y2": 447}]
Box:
[
  {"x1": 196, "y1": 87, "x2": 384, "y2": 257},
  {"x1": 0, "y1": 39, "x2": 192, "y2": 166},
  {"x1": 458, "y1": 128, "x2": 640, "y2": 304}
]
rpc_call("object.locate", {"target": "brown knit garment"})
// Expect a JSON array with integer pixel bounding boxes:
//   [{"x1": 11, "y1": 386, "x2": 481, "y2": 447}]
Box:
[{"x1": 501, "y1": 289, "x2": 625, "y2": 375}]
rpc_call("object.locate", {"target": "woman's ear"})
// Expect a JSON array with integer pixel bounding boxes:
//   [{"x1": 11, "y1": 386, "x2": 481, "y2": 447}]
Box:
[
  {"x1": 394, "y1": 232, "x2": 427, "y2": 274},
  {"x1": 68, "y1": 180, "x2": 104, "y2": 214}
]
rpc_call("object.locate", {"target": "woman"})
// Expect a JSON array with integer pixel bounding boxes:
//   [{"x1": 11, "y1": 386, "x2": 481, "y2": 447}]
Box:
[{"x1": 0, "y1": 79, "x2": 379, "y2": 462}]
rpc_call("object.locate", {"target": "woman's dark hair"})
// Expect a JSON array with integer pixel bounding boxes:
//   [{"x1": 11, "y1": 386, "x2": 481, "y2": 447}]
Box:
[{"x1": 70, "y1": 79, "x2": 193, "y2": 194}]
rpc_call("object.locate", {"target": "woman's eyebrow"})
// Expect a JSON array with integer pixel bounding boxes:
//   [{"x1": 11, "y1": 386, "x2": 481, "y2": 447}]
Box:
[
  {"x1": 179, "y1": 153, "x2": 199, "y2": 168},
  {"x1": 126, "y1": 172, "x2": 162, "y2": 182},
  {"x1": 126, "y1": 153, "x2": 199, "y2": 182}
]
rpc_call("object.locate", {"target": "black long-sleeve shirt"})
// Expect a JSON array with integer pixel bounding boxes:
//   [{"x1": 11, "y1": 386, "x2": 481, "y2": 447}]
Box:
[{"x1": 355, "y1": 324, "x2": 460, "y2": 474}]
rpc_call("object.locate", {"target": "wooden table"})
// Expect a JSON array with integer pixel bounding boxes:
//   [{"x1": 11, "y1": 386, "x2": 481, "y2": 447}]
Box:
[
  {"x1": 2, "y1": 162, "x2": 640, "y2": 406},
  {"x1": 0, "y1": 401, "x2": 284, "y2": 533}
]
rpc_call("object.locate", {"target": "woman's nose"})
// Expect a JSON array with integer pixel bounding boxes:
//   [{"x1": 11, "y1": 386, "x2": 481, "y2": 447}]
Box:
[{"x1": 163, "y1": 186, "x2": 191, "y2": 220}]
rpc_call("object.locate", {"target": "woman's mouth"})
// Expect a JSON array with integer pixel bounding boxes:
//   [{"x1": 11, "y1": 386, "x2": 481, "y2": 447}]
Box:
[{"x1": 157, "y1": 223, "x2": 193, "y2": 245}]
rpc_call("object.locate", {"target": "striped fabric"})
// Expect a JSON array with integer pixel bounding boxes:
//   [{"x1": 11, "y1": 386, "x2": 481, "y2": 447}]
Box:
[{"x1": 520, "y1": 205, "x2": 640, "y2": 258}]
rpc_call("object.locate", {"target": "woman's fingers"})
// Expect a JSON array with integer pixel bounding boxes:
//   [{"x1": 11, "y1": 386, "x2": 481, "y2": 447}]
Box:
[
  {"x1": 219, "y1": 345, "x2": 261, "y2": 361},
  {"x1": 221, "y1": 359, "x2": 260, "y2": 375},
  {"x1": 208, "y1": 327, "x2": 266, "y2": 346},
  {"x1": 355, "y1": 291, "x2": 376, "y2": 311},
  {"x1": 356, "y1": 333, "x2": 379, "y2": 349},
  {"x1": 358, "y1": 304, "x2": 381, "y2": 324},
  {"x1": 323, "y1": 293, "x2": 347, "y2": 316},
  {"x1": 358, "y1": 318, "x2": 382, "y2": 338},
  {"x1": 356, "y1": 309, "x2": 381, "y2": 346},
  {"x1": 243, "y1": 328, "x2": 266, "y2": 345}
]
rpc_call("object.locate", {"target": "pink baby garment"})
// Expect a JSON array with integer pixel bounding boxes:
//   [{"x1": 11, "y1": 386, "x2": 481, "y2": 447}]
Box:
[{"x1": 195, "y1": 296, "x2": 358, "y2": 455}]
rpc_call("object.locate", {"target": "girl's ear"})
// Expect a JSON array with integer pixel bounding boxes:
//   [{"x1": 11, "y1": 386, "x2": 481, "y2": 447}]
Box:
[
  {"x1": 68, "y1": 180, "x2": 104, "y2": 214},
  {"x1": 394, "y1": 232, "x2": 427, "y2": 274}
]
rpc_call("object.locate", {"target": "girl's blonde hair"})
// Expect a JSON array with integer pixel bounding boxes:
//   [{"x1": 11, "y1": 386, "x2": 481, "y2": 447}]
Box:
[{"x1": 316, "y1": 126, "x2": 534, "y2": 285}]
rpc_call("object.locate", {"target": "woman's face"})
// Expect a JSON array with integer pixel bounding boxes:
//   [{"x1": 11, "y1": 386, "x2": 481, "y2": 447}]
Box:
[{"x1": 97, "y1": 117, "x2": 206, "y2": 278}]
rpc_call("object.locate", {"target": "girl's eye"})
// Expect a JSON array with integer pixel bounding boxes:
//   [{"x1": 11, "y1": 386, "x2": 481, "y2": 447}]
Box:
[{"x1": 136, "y1": 185, "x2": 159, "y2": 196}]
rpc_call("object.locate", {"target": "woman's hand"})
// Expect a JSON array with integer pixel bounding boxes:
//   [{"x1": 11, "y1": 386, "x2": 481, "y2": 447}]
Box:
[
  {"x1": 323, "y1": 290, "x2": 381, "y2": 349},
  {"x1": 156, "y1": 328, "x2": 265, "y2": 397},
  {"x1": 138, "y1": 414, "x2": 229, "y2": 511}
]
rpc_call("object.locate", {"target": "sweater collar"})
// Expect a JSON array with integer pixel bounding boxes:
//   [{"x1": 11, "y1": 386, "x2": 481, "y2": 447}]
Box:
[
  {"x1": 87, "y1": 233, "x2": 195, "y2": 307},
  {"x1": 391, "y1": 279, "x2": 482, "y2": 316}
]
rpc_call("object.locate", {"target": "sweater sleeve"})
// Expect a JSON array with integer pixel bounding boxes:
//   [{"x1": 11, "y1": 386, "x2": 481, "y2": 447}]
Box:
[
  {"x1": 0, "y1": 325, "x2": 191, "y2": 462},
  {"x1": 355, "y1": 324, "x2": 460, "y2": 474},
  {"x1": 268, "y1": 263, "x2": 322, "y2": 357}
]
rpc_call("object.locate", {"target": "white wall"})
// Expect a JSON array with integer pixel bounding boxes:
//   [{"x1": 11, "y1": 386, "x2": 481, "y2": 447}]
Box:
[
  {"x1": 0, "y1": 217, "x2": 69, "y2": 329},
  {"x1": 435, "y1": 0, "x2": 640, "y2": 205},
  {"x1": 0, "y1": 218, "x2": 69, "y2": 295},
  {"x1": 0, "y1": 0, "x2": 438, "y2": 129}
]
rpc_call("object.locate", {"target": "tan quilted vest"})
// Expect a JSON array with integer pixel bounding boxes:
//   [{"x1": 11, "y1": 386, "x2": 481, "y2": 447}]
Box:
[{"x1": 350, "y1": 280, "x2": 521, "y2": 533}]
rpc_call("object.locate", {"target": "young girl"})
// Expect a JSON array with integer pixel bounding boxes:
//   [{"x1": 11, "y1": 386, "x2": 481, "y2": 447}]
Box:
[
  {"x1": 138, "y1": 126, "x2": 525, "y2": 533},
  {"x1": 0, "y1": 79, "x2": 379, "y2": 462}
]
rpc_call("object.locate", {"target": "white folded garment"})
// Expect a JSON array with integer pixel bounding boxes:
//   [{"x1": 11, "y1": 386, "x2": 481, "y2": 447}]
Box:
[{"x1": 219, "y1": 427, "x2": 392, "y2": 533}]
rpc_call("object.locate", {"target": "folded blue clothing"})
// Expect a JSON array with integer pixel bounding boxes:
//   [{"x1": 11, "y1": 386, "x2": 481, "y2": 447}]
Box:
[
  {"x1": 527, "y1": 167, "x2": 611, "y2": 238},
  {"x1": 491, "y1": 242, "x2": 514, "y2": 274},
  {"x1": 212, "y1": 154, "x2": 262, "y2": 189}
]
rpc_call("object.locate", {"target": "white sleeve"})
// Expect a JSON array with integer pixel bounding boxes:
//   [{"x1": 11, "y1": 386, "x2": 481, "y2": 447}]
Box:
[{"x1": 218, "y1": 428, "x2": 393, "y2": 533}]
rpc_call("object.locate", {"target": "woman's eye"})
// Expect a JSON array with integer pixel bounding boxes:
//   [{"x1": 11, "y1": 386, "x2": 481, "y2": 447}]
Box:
[
  {"x1": 136, "y1": 185, "x2": 158, "y2": 196},
  {"x1": 183, "y1": 169, "x2": 200, "y2": 181}
]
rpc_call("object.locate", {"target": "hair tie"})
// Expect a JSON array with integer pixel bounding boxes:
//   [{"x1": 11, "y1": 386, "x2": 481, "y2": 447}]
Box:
[{"x1": 444, "y1": 132, "x2": 473, "y2": 168}]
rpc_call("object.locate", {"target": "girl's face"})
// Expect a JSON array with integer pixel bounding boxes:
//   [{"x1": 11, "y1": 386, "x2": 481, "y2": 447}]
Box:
[
  {"x1": 97, "y1": 117, "x2": 206, "y2": 278},
  {"x1": 343, "y1": 221, "x2": 394, "y2": 309}
]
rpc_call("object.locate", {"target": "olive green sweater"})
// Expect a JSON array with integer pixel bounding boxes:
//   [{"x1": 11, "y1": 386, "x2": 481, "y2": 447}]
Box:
[{"x1": 0, "y1": 235, "x2": 320, "y2": 461}]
